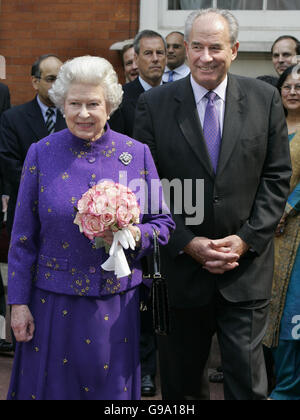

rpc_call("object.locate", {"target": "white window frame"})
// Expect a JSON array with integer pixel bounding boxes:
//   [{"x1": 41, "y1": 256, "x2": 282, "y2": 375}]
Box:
[{"x1": 140, "y1": 0, "x2": 300, "y2": 52}]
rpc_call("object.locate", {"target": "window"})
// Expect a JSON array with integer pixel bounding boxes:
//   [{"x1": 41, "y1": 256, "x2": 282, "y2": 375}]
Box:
[
  {"x1": 168, "y1": 0, "x2": 300, "y2": 10},
  {"x1": 140, "y1": 0, "x2": 300, "y2": 52}
]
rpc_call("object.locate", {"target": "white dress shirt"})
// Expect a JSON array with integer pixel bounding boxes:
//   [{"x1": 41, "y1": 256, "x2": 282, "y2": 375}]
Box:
[
  {"x1": 190, "y1": 74, "x2": 228, "y2": 135},
  {"x1": 139, "y1": 76, "x2": 163, "y2": 92},
  {"x1": 37, "y1": 95, "x2": 58, "y2": 124},
  {"x1": 162, "y1": 63, "x2": 191, "y2": 83}
]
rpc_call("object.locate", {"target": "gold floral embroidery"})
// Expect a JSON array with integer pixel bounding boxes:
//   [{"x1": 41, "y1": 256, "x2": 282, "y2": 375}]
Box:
[
  {"x1": 62, "y1": 172, "x2": 69, "y2": 180},
  {"x1": 126, "y1": 140, "x2": 133, "y2": 147},
  {"x1": 140, "y1": 169, "x2": 149, "y2": 176},
  {"x1": 29, "y1": 166, "x2": 37, "y2": 174},
  {"x1": 20, "y1": 236, "x2": 28, "y2": 243},
  {"x1": 62, "y1": 310, "x2": 68, "y2": 317},
  {"x1": 62, "y1": 242, "x2": 70, "y2": 250},
  {"x1": 104, "y1": 364, "x2": 109, "y2": 370},
  {"x1": 85, "y1": 339, "x2": 91, "y2": 345}
]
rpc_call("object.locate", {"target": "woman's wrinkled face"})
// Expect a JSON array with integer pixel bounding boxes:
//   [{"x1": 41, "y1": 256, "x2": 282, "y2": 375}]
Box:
[{"x1": 64, "y1": 83, "x2": 110, "y2": 141}]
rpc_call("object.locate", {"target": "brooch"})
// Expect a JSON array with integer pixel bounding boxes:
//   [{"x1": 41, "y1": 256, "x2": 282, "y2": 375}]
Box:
[{"x1": 119, "y1": 152, "x2": 133, "y2": 166}]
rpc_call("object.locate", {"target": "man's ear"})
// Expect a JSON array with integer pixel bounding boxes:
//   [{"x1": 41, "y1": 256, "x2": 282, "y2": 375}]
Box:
[
  {"x1": 231, "y1": 41, "x2": 240, "y2": 62},
  {"x1": 31, "y1": 76, "x2": 39, "y2": 92}
]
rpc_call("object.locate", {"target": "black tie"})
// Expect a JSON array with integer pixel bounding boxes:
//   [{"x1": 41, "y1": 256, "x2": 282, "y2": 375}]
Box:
[{"x1": 46, "y1": 108, "x2": 55, "y2": 134}]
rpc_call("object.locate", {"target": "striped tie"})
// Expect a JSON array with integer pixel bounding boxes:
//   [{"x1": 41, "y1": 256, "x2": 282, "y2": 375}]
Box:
[{"x1": 46, "y1": 108, "x2": 55, "y2": 134}]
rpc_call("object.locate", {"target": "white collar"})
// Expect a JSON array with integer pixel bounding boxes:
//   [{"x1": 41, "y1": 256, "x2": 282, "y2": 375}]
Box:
[
  {"x1": 36, "y1": 95, "x2": 57, "y2": 119},
  {"x1": 190, "y1": 74, "x2": 228, "y2": 104},
  {"x1": 164, "y1": 63, "x2": 190, "y2": 76},
  {"x1": 139, "y1": 76, "x2": 162, "y2": 92}
]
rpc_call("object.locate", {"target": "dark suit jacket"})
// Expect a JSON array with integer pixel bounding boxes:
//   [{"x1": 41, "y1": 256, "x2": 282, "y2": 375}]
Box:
[
  {"x1": 110, "y1": 78, "x2": 145, "y2": 137},
  {"x1": 0, "y1": 96, "x2": 66, "y2": 233},
  {"x1": 0, "y1": 82, "x2": 10, "y2": 218},
  {"x1": 134, "y1": 74, "x2": 292, "y2": 307}
]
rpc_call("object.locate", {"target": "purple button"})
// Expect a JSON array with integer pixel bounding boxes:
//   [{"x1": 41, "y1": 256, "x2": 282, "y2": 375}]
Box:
[{"x1": 89, "y1": 267, "x2": 96, "y2": 274}]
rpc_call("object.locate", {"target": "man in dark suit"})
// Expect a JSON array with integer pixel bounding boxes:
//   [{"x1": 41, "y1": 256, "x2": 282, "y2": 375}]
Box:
[
  {"x1": 0, "y1": 54, "x2": 66, "y2": 235},
  {"x1": 134, "y1": 9, "x2": 292, "y2": 400},
  {"x1": 111, "y1": 30, "x2": 167, "y2": 397},
  {"x1": 0, "y1": 83, "x2": 11, "y2": 115},
  {"x1": 0, "y1": 82, "x2": 11, "y2": 352},
  {"x1": 110, "y1": 30, "x2": 167, "y2": 138}
]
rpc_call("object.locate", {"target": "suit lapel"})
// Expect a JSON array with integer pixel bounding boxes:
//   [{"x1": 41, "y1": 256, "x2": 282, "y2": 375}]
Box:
[
  {"x1": 175, "y1": 77, "x2": 215, "y2": 179},
  {"x1": 26, "y1": 97, "x2": 49, "y2": 140},
  {"x1": 217, "y1": 74, "x2": 245, "y2": 176}
]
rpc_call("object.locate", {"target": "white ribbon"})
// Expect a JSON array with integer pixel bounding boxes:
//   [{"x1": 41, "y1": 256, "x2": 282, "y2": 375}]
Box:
[{"x1": 101, "y1": 228, "x2": 136, "y2": 279}]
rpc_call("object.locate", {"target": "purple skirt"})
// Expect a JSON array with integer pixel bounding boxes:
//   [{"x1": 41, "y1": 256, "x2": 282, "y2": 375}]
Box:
[{"x1": 7, "y1": 287, "x2": 141, "y2": 400}]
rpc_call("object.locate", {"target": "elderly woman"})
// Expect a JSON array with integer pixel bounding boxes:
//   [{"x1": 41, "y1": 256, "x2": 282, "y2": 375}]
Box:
[
  {"x1": 7, "y1": 56, "x2": 175, "y2": 401},
  {"x1": 264, "y1": 65, "x2": 300, "y2": 400}
]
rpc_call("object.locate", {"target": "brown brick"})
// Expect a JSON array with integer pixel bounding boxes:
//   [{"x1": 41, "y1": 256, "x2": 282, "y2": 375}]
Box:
[{"x1": 0, "y1": 0, "x2": 140, "y2": 105}]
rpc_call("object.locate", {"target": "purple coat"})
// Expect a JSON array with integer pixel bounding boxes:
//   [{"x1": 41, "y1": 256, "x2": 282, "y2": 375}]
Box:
[{"x1": 8, "y1": 125, "x2": 175, "y2": 305}]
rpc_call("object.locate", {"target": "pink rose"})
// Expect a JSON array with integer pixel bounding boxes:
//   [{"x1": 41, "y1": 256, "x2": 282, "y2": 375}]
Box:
[
  {"x1": 93, "y1": 194, "x2": 109, "y2": 215},
  {"x1": 116, "y1": 206, "x2": 133, "y2": 229},
  {"x1": 81, "y1": 214, "x2": 105, "y2": 240},
  {"x1": 100, "y1": 208, "x2": 116, "y2": 228}
]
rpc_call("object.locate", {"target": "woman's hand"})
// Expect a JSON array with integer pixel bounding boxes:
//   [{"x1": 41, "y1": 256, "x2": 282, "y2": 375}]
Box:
[
  {"x1": 11, "y1": 305, "x2": 35, "y2": 343},
  {"x1": 99, "y1": 226, "x2": 141, "y2": 247}
]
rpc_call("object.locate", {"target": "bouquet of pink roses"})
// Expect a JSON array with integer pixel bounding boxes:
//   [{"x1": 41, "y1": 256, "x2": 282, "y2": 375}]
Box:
[{"x1": 74, "y1": 181, "x2": 141, "y2": 278}]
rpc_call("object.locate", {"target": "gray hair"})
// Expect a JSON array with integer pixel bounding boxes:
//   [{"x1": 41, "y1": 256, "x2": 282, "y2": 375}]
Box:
[
  {"x1": 133, "y1": 30, "x2": 167, "y2": 55},
  {"x1": 184, "y1": 9, "x2": 239, "y2": 47},
  {"x1": 49, "y1": 56, "x2": 123, "y2": 115}
]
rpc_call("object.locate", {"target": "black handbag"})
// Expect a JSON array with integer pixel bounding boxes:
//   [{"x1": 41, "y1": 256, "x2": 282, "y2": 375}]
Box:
[{"x1": 142, "y1": 229, "x2": 170, "y2": 336}]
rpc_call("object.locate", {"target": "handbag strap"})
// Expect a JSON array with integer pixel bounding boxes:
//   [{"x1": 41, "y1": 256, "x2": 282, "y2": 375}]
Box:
[{"x1": 153, "y1": 229, "x2": 161, "y2": 278}]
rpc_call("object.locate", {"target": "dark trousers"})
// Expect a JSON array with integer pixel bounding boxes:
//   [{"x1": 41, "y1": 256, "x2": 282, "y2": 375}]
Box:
[
  {"x1": 140, "y1": 302, "x2": 157, "y2": 378},
  {"x1": 157, "y1": 292, "x2": 269, "y2": 400}
]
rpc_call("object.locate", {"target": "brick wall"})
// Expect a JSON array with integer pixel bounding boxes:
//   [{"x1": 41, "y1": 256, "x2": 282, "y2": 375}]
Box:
[{"x1": 0, "y1": 0, "x2": 140, "y2": 105}]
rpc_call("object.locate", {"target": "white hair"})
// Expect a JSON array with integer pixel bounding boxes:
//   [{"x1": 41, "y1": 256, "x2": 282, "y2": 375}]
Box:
[
  {"x1": 185, "y1": 8, "x2": 239, "y2": 47},
  {"x1": 49, "y1": 56, "x2": 123, "y2": 115}
]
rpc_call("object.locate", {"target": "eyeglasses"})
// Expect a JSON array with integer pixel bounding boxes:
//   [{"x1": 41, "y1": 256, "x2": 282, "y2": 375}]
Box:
[
  {"x1": 282, "y1": 84, "x2": 300, "y2": 93},
  {"x1": 36, "y1": 76, "x2": 57, "y2": 84}
]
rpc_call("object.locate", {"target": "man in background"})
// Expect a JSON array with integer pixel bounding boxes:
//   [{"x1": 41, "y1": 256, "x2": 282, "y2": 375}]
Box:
[
  {"x1": 122, "y1": 44, "x2": 139, "y2": 83},
  {"x1": 111, "y1": 30, "x2": 167, "y2": 398},
  {"x1": 258, "y1": 35, "x2": 300, "y2": 87},
  {"x1": 110, "y1": 30, "x2": 166, "y2": 139},
  {"x1": 0, "y1": 54, "x2": 66, "y2": 235},
  {"x1": 0, "y1": 82, "x2": 11, "y2": 353},
  {"x1": 163, "y1": 31, "x2": 190, "y2": 83}
]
